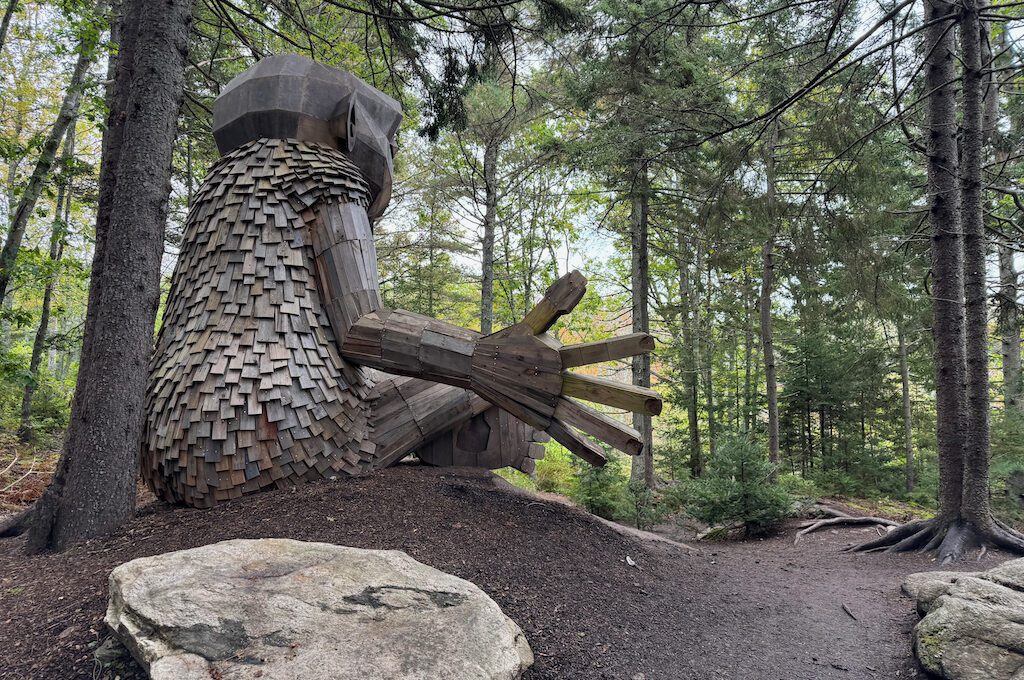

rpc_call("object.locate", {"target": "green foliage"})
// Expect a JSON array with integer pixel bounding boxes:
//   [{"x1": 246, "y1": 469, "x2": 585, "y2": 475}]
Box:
[
  {"x1": 657, "y1": 479, "x2": 694, "y2": 515},
  {"x1": 689, "y1": 433, "x2": 791, "y2": 536},
  {"x1": 990, "y1": 411, "x2": 1024, "y2": 524},
  {"x1": 570, "y1": 450, "x2": 630, "y2": 521},
  {"x1": 525, "y1": 446, "x2": 571, "y2": 494},
  {"x1": 625, "y1": 480, "x2": 663, "y2": 530},
  {"x1": 777, "y1": 473, "x2": 821, "y2": 501}
]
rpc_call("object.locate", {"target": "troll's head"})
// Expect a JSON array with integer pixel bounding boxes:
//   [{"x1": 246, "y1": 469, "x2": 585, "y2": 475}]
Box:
[{"x1": 212, "y1": 54, "x2": 402, "y2": 220}]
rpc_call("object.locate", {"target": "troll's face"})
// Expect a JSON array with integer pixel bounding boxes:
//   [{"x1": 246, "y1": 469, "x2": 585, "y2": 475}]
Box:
[{"x1": 212, "y1": 54, "x2": 402, "y2": 220}]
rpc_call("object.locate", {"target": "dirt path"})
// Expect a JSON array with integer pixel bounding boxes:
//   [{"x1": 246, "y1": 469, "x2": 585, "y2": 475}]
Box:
[
  {"x1": 653, "y1": 521, "x2": 1002, "y2": 679},
  {"x1": 0, "y1": 467, "x2": 1009, "y2": 679}
]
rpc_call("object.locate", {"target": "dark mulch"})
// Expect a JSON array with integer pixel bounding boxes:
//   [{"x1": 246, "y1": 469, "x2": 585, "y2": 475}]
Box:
[{"x1": 0, "y1": 465, "x2": 1009, "y2": 679}]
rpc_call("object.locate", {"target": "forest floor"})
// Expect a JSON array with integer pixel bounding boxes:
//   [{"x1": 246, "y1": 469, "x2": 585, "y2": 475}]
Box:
[{"x1": 0, "y1": 464, "x2": 1009, "y2": 680}]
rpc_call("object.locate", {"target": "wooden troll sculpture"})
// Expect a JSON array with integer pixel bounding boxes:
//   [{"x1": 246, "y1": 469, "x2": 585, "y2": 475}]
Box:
[{"x1": 142, "y1": 55, "x2": 662, "y2": 507}]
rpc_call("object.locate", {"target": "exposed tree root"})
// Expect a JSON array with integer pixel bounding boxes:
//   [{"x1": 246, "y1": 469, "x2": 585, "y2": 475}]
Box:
[
  {"x1": 0, "y1": 505, "x2": 33, "y2": 538},
  {"x1": 793, "y1": 505, "x2": 900, "y2": 544},
  {"x1": 846, "y1": 516, "x2": 1024, "y2": 563},
  {"x1": 794, "y1": 516, "x2": 900, "y2": 544}
]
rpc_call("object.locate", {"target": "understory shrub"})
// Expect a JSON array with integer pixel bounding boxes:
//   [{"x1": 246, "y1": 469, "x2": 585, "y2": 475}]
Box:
[
  {"x1": 626, "y1": 480, "x2": 663, "y2": 530},
  {"x1": 688, "y1": 433, "x2": 791, "y2": 536},
  {"x1": 571, "y1": 450, "x2": 629, "y2": 521},
  {"x1": 534, "y1": 445, "x2": 575, "y2": 493},
  {"x1": 777, "y1": 472, "x2": 821, "y2": 500}
]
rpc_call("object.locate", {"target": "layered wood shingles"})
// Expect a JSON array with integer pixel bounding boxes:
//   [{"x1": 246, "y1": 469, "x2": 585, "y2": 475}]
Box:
[
  {"x1": 143, "y1": 139, "x2": 380, "y2": 507},
  {"x1": 143, "y1": 138, "x2": 545, "y2": 507}
]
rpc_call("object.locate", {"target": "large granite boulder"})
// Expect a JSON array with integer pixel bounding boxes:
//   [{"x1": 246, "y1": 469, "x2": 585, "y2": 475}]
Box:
[
  {"x1": 904, "y1": 559, "x2": 1024, "y2": 679},
  {"x1": 105, "y1": 538, "x2": 533, "y2": 680}
]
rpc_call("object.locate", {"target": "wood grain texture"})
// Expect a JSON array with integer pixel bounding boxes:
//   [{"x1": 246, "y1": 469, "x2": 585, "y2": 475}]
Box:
[
  {"x1": 554, "y1": 398, "x2": 642, "y2": 456},
  {"x1": 560, "y1": 333, "x2": 656, "y2": 368},
  {"x1": 548, "y1": 419, "x2": 607, "y2": 467},
  {"x1": 561, "y1": 372, "x2": 663, "y2": 416}
]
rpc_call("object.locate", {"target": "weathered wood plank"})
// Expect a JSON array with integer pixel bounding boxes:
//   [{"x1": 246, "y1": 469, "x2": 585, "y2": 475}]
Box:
[
  {"x1": 520, "y1": 270, "x2": 587, "y2": 335},
  {"x1": 560, "y1": 372, "x2": 663, "y2": 416},
  {"x1": 560, "y1": 333, "x2": 656, "y2": 368},
  {"x1": 548, "y1": 419, "x2": 607, "y2": 467},
  {"x1": 554, "y1": 398, "x2": 642, "y2": 456}
]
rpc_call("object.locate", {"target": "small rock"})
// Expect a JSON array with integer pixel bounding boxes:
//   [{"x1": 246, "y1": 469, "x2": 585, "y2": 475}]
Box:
[{"x1": 94, "y1": 637, "x2": 128, "y2": 665}]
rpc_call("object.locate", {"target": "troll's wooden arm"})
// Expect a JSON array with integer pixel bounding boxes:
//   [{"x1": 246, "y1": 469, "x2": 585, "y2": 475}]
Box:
[{"x1": 310, "y1": 199, "x2": 661, "y2": 464}]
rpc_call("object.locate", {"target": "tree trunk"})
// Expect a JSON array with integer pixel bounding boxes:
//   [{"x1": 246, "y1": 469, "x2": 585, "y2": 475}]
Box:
[
  {"x1": 898, "y1": 325, "x2": 915, "y2": 492},
  {"x1": 24, "y1": 0, "x2": 193, "y2": 552},
  {"x1": 18, "y1": 124, "x2": 74, "y2": 442},
  {"x1": 743, "y1": 272, "x2": 755, "y2": 432},
  {"x1": 678, "y1": 228, "x2": 701, "y2": 476},
  {"x1": 960, "y1": 0, "x2": 993, "y2": 529},
  {"x1": 761, "y1": 126, "x2": 780, "y2": 476},
  {"x1": 703, "y1": 261, "x2": 716, "y2": 458},
  {"x1": 629, "y1": 159, "x2": 654, "y2": 488},
  {"x1": 999, "y1": 243, "x2": 1021, "y2": 410},
  {"x1": 760, "y1": 233, "x2": 779, "y2": 475},
  {"x1": 0, "y1": 0, "x2": 17, "y2": 57},
  {"x1": 924, "y1": 0, "x2": 967, "y2": 525},
  {"x1": 0, "y1": 19, "x2": 99, "y2": 304},
  {"x1": 480, "y1": 138, "x2": 498, "y2": 334}
]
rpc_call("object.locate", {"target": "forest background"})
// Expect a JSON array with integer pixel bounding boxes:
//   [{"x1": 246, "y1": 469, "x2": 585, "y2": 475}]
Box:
[{"x1": 3, "y1": 0, "x2": 1023, "y2": 534}]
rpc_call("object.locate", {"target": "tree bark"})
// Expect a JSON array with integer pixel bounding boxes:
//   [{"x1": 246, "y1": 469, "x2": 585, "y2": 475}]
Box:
[
  {"x1": 999, "y1": 243, "x2": 1021, "y2": 410},
  {"x1": 926, "y1": 0, "x2": 966, "y2": 523},
  {"x1": 761, "y1": 126, "x2": 780, "y2": 476},
  {"x1": 678, "y1": 230, "x2": 701, "y2": 476},
  {"x1": 743, "y1": 272, "x2": 755, "y2": 432},
  {"x1": 898, "y1": 325, "x2": 915, "y2": 492},
  {"x1": 703, "y1": 261, "x2": 716, "y2": 458},
  {"x1": 480, "y1": 138, "x2": 498, "y2": 334},
  {"x1": 760, "y1": 233, "x2": 779, "y2": 475},
  {"x1": 18, "y1": 124, "x2": 74, "y2": 442},
  {"x1": 0, "y1": 20, "x2": 99, "y2": 304},
  {"x1": 629, "y1": 159, "x2": 654, "y2": 488},
  {"x1": 24, "y1": 0, "x2": 193, "y2": 552},
  {"x1": 960, "y1": 0, "x2": 993, "y2": 529},
  {"x1": 0, "y1": 0, "x2": 17, "y2": 58}
]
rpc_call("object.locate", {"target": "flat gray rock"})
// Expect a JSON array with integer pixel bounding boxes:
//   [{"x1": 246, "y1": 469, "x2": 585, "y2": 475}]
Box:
[
  {"x1": 105, "y1": 538, "x2": 533, "y2": 680},
  {"x1": 902, "y1": 570, "x2": 976, "y2": 615},
  {"x1": 905, "y1": 559, "x2": 1024, "y2": 679}
]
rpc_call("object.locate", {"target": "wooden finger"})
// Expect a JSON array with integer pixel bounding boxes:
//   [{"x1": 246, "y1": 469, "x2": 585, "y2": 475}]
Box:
[
  {"x1": 521, "y1": 270, "x2": 587, "y2": 335},
  {"x1": 470, "y1": 377, "x2": 551, "y2": 431},
  {"x1": 560, "y1": 333, "x2": 655, "y2": 368},
  {"x1": 548, "y1": 419, "x2": 607, "y2": 467},
  {"x1": 560, "y1": 372, "x2": 663, "y2": 416},
  {"x1": 554, "y1": 397, "x2": 642, "y2": 456}
]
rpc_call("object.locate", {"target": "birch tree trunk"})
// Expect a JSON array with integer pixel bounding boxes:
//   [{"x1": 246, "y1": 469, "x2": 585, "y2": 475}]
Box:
[
  {"x1": 0, "y1": 0, "x2": 17, "y2": 58},
  {"x1": 18, "y1": 124, "x2": 75, "y2": 442},
  {"x1": 0, "y1": 9, "x2": 101, "y2": 304}
]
